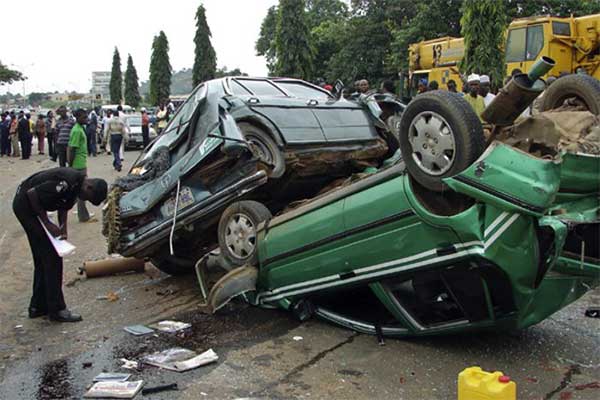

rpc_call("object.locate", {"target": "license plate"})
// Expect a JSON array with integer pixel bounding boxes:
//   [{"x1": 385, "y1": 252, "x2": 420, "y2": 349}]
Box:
[{"x1": 162, "y1": 186, "x2": 195, "y2": 217}]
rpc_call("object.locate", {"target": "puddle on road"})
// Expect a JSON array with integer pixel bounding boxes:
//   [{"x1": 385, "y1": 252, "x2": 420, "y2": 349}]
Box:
[{"x1": 36, "y1": 359, "x2": 72, "y2": 400}]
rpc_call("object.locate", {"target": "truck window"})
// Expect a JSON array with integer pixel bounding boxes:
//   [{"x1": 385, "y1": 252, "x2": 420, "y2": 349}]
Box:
[
  {"x1": 526, "y1": 25, "x2": 544, "y2": 61},
  {"x1": 506, "y1": 28, "x2": 526, "y2": 62},
  {"x1": 552, "y1": 22, "x2": 570, "y2": 36}
]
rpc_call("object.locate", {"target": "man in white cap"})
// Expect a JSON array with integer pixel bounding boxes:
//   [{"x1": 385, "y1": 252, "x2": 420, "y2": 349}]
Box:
[
  {"x1": 479, "y1": 75, "x2": 496, "y2": 107},
  {"x1": 464, "y1": 73, "x2": 486, "y2": 121}
]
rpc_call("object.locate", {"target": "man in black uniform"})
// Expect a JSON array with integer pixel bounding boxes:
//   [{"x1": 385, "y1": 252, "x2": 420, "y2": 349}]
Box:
[{"x1": 13, "y1": 168, "x2": 107, "y2": 322}]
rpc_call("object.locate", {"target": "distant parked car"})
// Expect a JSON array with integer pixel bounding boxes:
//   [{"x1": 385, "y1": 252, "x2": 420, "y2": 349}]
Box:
[{"x1": 124, "y1": 115, "x2": 157, "y2": 150}]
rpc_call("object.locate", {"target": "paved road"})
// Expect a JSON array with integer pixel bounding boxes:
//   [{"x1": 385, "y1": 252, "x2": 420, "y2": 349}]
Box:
[{"x1": 0, "y1": 153, "x2": 598, "y2": 400}]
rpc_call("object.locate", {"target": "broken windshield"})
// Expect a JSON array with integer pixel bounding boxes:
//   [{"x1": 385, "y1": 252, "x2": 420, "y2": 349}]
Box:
[{"x1": 140, "y1": 84, "x2": 207, "y2": 162}]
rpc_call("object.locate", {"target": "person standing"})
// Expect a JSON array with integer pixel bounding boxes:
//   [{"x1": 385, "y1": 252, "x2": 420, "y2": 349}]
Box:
[
  {"x1": 0, "y1": 112, "x2": 11, "y2": 157},
  {"x1": 463, "y1": 74, "x2": 486, "y2": 121},
  {"x1": 13, "y1": 167, "x2": 107, "y2": 322},
  {"x1": 86, "y1": 108, "x2": 98, "y2": 156},
  {"x1": 18, "y1": 111, "x2": 32, "y2": 160},
  {"x1": 67, "y1": 109, "x2": 92, "y2": 222},
  {"x1": 141, "y1": 107, "x2": 150, "y2": 148},
  {"x1": 156, "y1": 104, "x2": 168, "y2": 134},
  {"x1": 36, "y1": 114, "x2": 46, "y2": 155},
  {"x1": 9, "y1": 112, "x2": 20, "y2": 158},
  {"x1": 102, "y1": 109, "x2": 112, "y2": 153},
  {"x1": 55, "y1": 106, "x2": 75, "y2": 167},
  {"x1": 46, "y1": 110, "x2": 57, "y2": 161},
  {"x1": 104, "y1": 109, "x2": 128, "y2": 171},
  {"x1": 479, "y1": 75, "x2": 496, "y2": 107}
]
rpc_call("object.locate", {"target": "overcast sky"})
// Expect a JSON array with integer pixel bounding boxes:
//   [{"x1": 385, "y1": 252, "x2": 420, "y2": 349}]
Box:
[{"x1": 0, "y1": 0, "x2": 278, "y2": 95}]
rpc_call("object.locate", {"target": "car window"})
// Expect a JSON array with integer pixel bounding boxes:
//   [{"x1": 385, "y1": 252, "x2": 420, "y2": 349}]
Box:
[
  {"x1": 506, "y1": 27, "x2": 526, "y2": 63},
  {"x1": 275, "y1": 82, "x2": 330, "y2": 100},
  {"x1": 127, "y1": 117, "x2": 141, "y2": 126},
  {"x1": 236, "y1": 79, "x2": 285, "y2": 96},
  {"x1": 552, "y1": 21, "x2": 570, "y2": 36},
  {"x1": 230, "y1": 80, "x2": 252, "y2": 96},
  {"x1": 526, "y1": 25, "x2": 544, "y2": 61}
]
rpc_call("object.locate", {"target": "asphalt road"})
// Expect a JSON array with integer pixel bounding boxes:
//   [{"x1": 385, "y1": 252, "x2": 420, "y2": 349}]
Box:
[{"x1": 0, "y1": 152, "x2": 598, "y2": 400}]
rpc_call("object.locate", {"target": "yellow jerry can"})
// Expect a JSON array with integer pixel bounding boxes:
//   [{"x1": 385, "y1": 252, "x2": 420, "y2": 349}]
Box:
[{"x1": 458, "y1": 367, "x2": 517, "y2": 400}]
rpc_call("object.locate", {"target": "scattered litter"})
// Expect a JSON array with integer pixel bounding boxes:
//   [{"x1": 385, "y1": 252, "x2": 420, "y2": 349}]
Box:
[
  {"x1": 141, "y1": 383, "x2": 178, "y2": 395},
  {"x1": 574, "y1": 381, "x2": 600, "y2": 390},
  {"x1": 107, "y1": 292, "x2": 120, "y2": 302},
  {"x1": 143, "y1": 348, "x2": 218, "y2": 372},
  {"x1": 292, "y1": 336, "x2": 303, "y2": 341},
  {"x1": 119, "y1": 358, "x2": 139, "y2": 370},
  {"x1": 151, "y1": 320, "x2": 191, "y2": 333},
  {"x1": 584, "y1": 307, "x2": 600, "y2": 318},
  {"x1": 82, "y1": 362, "x2": 93, "y2": 369},
  {"x1": 123, "y1": 325, "x2": 154, "y2": 336},
  {"x1": 93, "y1": 373, "x2": 131, "y2": 382},
  {"x1": 84, "y1": 380, "x2": 143, "y2": 399},
  {"x1": 14, "y1": 325, "x2": 23, "y2": 330}
]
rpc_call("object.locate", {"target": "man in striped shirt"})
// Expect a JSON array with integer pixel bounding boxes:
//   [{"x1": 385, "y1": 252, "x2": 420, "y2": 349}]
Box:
[{"x1": 55, "y1": 106, "x2": 75, "y2": 167}]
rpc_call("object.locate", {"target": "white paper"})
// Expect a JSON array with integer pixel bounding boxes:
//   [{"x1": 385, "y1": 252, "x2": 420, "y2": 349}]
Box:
[
  {"x1": 84, "y1": 380, "x2": 143, "y2": 398},
  {"x1": 38, "y1": 217, "x2": 76, "y2": 257},
  {"x1": 151, "y1": 320, "x2": 191, "y2": 333},
  {"x1": 144, "y1": 348, "x2": 218, "y2": 372}
]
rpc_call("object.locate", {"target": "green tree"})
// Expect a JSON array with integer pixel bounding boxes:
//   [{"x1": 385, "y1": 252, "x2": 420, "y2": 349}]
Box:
[
  {"x1": 124, "y1": 54, "x2": 141, "y2": 107},
  {"x1": 506, "y1": 0, "x2": 600, "y2": 18},
  {"x1": 274, "y1": 0, "x2": 314, "y2": 79},
  {"x1": 109, "y1": 47, "x2": 123, "y2": 104},
  {"x1": 0, "y1": 61, "x2": 23, "y2": 84},
  {"x1": 460, "y1": 0, "x2": 508, "y2": 88},
  {"x1": 149, "y1": 31, "x2": 172, "y2": 105},
  {"x1": 256, "y1": 6, "x2": 279, "y2": 75},
  {"x1": 193, "y1": 4, "x2": 217, "y2": 86},
  {"x1": 305, "y1": 0, "x2": 348, "y2": 28}
]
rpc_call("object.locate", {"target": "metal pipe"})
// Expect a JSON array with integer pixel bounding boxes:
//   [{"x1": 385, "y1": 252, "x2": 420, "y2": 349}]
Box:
[
  {"x1": 80, "y1": 257, "x2": 145, "y2": 278},
  {"x1": 527, "y1": 56, "x2": 556, "y2": 82}
]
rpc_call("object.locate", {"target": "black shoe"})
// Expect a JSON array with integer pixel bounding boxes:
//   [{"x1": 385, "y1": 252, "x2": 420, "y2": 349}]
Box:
[
  {"x1": 49, "y1": 309, "x2": 82, "y2": 323},
  {"x1": 28, "y1": 307, "x2": 47, "y2": 319}
]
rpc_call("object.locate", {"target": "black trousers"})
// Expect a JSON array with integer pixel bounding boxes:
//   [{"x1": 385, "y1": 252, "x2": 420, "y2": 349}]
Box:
[
  {"x1": 19, "y1": 134, "x2": 32, "y2": 159},
  {"x1": 13, "y1": 194, "x2": 66, "y2": 314},
  {"x1": 142, "y1": 125, "x2": 150, "y2": 148},
  {"x1": 56, "y1": 143, "x2": 67, "y2": 167},
  {"x1": 47, "y1": 132, "x2": 56, "y2": 160}
]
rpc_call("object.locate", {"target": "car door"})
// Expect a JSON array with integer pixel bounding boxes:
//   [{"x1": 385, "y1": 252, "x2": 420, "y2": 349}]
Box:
[
  {"x1": 231, "y1": 78, "x2": 326, "y2": 144},
  {"x1": 274, "y1": 80, "x2": 379, "y2": 142}
]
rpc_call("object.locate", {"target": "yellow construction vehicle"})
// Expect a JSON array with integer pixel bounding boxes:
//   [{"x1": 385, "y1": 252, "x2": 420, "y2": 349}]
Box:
[{"x1": 402, "y1": 14, "x2": 600, "y2": 98}]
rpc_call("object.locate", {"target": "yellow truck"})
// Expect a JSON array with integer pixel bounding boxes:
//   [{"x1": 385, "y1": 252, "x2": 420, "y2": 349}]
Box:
[{"x1": 403, "y1": 14, "x2": 600, "y2": 97}]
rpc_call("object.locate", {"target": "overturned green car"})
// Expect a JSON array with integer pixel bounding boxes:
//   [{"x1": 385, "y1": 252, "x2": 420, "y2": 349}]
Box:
[{"x1": 207, "y1": 73, "x2": 600, "y2": 337}]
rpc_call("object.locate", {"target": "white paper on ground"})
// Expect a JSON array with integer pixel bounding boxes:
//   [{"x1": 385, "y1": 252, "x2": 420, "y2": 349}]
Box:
[
  {"x1": 151, "y1": 320, "x2": 191, "y2": 333},
  {"x1": 93, "y1": 372, "x2": 131, "y2": 382},
  {"x1": 38, "y1": 217, "x2": 76, "y2": 257},
  {"x1": 144, "y1": 348, "x2": 218, "y2": 372},
  {"x1": 83, "y1": 380, "x2": 143, "y2": 398}
]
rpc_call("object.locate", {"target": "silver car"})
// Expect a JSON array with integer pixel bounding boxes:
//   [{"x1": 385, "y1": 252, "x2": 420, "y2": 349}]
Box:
[{"x1": 125, "y1": 115, "x2": 157, "y2": 150}]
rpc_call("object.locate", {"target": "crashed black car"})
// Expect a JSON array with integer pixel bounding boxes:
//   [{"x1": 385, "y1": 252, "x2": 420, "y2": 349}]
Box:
[{"x1": 103, "y1": 77, "x2": 403, "y2": 274}]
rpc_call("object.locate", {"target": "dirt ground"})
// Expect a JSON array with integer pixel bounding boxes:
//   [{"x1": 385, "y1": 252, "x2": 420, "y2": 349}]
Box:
[{"x1": 0, "y1": 150, "x2": 598, "y2": 400}]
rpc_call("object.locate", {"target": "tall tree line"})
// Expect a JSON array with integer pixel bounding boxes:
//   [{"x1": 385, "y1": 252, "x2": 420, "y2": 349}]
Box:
[
  {"x1": 256, "y1": 0, "x2": 600, "y2": 86},
  {"x1": 149, "y1": 31, "x2": 172, "y2": 106},
  {"x1": 109, "y1": 47, "x2": 122, "y2": 104},
  {"x1": 192, "y1": 4, "x2": 217, "y2": 86}
]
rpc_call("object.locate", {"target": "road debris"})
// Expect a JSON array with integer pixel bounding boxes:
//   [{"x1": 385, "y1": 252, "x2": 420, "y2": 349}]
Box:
[
  {"x1": 123, "y1": 325, "x2": 154, "y2": 336},
  {"x1": 143, "y1": 348, "x2": 218, "y2": 372},
  {"x1": 119, "y1": 358, "x2": 139, "y2": 370},
  {"x1": 292, "y1": 336, "x2": 303, "y2": 341},
  {"x1": 93, "y1": 373, "x2": 131, "y2": 382},
  {"x1": 141, "y1": 383, "x2": 178, "y2": 395},
  {"x1": 80, "y1": 257, "x2": 145, "y2": 278},
  {"x1": 584, "y1": 307, "x2": 600, "y2": 318},
  {"x1": 151, "y1": 320, "x2": 191, "y2": 333},
  {"x1": 83, "y1": 380, "x2": 143, "y2": 399}
]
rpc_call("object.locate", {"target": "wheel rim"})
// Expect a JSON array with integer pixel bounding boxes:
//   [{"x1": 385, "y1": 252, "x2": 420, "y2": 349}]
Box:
[
  {"x1": 408, "y1": 111, "x2": 456, "y2": 176},
  {"x1": 246, "y1": 134, "x2": 274, "y2": 164},
  {"x1": 224, "y1": 213, "x2": 257, "y2": 260}
]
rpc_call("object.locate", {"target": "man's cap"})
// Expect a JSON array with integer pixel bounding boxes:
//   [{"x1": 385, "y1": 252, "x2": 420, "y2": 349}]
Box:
[
  {"x1": 86, "y1": 179, "x2": 108, "y2": 206},
  {"x1": 467, "y1": 73, "x2": 481, "y2": 83},
  {"x1": 141, "y1": 107, "x2": 147, "y2": 112},
  {"x1": 480, "y1": 75, "x2": 490, "y2": 84}
]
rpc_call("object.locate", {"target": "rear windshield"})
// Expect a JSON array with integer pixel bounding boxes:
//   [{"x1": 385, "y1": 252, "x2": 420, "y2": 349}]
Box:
[
  {"x1": 276, "y1": 82, "x2": 331, "y2": 100},
  {"x1": 236, "y1": 79, "x2": 285, "y2": 96}
]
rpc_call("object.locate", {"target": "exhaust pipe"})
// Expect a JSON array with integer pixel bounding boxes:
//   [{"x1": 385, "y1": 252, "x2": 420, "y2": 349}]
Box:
[
  {"x1": 80, "y1": 257, "x2": 145, "y2": 278},
  {"x1": 482, "y1": 56, "x2": 555, "y2": 126}
]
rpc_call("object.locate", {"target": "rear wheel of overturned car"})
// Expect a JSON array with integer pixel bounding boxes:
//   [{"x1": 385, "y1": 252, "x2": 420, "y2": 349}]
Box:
[
  {"x1": 540, "y1": 74, "x2": 600, "y2": 115},
  {"x1": 218, "y1": 201, "x2": 272, "y2": 268},
  {"x1": 398, "y1": 90, "x2": 485, "y2": 192},
  {"x1": 238, "y1": 122, "x2": 285, "y2": 178}
]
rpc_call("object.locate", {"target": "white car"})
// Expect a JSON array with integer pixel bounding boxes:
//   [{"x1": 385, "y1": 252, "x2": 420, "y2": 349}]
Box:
[{"x1": 124, "y1": 115, "x2": 157, "y2": 150}]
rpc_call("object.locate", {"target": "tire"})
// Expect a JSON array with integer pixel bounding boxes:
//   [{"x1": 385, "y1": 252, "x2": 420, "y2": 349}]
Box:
[
  {"x1": 540, "y1": 74, "x2": 600, "y2": 115},
  {"x1": 238, "y1": 122, "x2": 285, "y2": 178},
  {"x1": 398, "y1": 90, "x2": 485, "y2": 192},
  {"x1": 218, "y1": 201, "x2": 272, "y2": 268},
  {"x1": 150, "y1": 256, "x2": 194, "y2": 276},
  {"x1": 386, "y1": 114, "x2": 402, "y2": 142}
]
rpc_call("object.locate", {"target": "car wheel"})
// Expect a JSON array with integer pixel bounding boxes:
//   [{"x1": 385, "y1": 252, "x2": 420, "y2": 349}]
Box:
[
  {"x1": 150, "y1": 256, "x2": 194, "y2": 276},
  {"x1": 540, "y1": 74, "x2": 600, "y2": 115},
  {"x1": 399, "y1": 90, "x2": 485, "y2": 192},
  {"x1": 218, "y1": 201, "x2": 272, "y2": 268},
  {"x1": 386, "y1": 114, "x2": 402, "y2": 141},
  {"x1": 238, "y1": 122, "x2": 285, "y2": 178}
]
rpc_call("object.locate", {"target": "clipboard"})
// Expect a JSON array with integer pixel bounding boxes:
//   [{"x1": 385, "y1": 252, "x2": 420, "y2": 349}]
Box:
[{"x1": 38, "y1": 217, "x2": 76, "y2": 257}]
